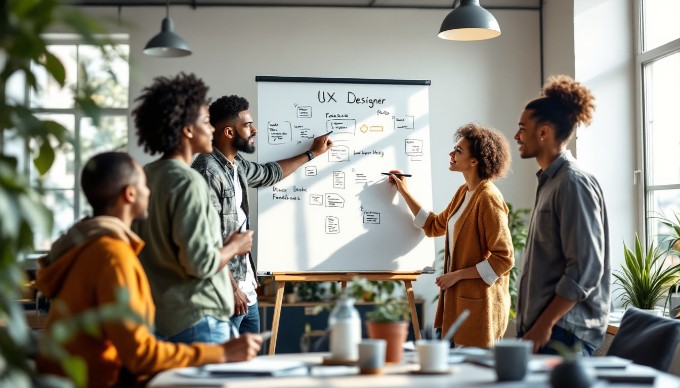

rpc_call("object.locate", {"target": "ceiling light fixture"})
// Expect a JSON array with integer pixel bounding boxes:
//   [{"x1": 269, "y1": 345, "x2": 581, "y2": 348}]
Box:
[
  {"x1": 143, "y1": 0, "x2": 191, "y2": 57},
  {"x1": 438, "y1": 0, "x2": 501, "y2": 41}
]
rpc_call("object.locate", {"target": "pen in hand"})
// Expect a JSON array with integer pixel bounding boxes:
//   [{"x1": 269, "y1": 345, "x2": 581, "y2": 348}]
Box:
[
  {"x1": 381, "y1": 172, "x2": 412, "y2": 177},
  {"x1": 317, "y1": 130, "x2": 333, "y2": 137}
]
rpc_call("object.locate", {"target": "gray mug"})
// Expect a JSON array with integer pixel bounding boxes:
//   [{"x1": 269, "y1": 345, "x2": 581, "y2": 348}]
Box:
[{"x1": 494, "y1": 339, "x2": 533, "y2": 381}]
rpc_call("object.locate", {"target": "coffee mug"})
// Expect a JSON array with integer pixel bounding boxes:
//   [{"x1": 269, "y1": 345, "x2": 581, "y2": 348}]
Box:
[
  {"x1": 358, "y1": 339, "x2": 386, "y2": 374},
  {"x1": 494, "y1": 339, "x2": 533, "y2": 381},
  {"x1": 416, "y1": 339, "x2": 449, "y2": 373}
]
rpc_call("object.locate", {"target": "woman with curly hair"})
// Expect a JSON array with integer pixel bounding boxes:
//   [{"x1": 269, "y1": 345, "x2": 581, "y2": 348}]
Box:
[
  {"x1": 515, "y1": 75, "x2": 610, "y2": 356},
  {"x1": 388, "y1": 123, "x2": 514, "y2": 348},
  {"x1": 132, "y1": 73, "x2": 257, "y2": 345}
]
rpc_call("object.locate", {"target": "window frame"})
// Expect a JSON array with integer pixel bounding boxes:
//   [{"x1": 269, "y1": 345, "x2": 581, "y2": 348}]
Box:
[
  {"x1": 22, "y1": 34, "x2": 130, "y2": 251},
  {"x1": 635, "y1": 0, "x2": 680, "y2": 243}
]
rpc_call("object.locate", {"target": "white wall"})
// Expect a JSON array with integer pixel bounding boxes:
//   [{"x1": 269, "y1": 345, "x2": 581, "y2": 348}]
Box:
[
  {"x1": 573, "y1": 0, "x2": 636, "y2": 306},
  {"x1": 81, "y1": 6, "x2": 541, "y2": 327}
]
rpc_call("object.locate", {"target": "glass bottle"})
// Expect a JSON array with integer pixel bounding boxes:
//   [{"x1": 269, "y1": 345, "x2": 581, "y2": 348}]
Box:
[{"x1": 328, "y1": 292, "x2": 361, "y2": 360}]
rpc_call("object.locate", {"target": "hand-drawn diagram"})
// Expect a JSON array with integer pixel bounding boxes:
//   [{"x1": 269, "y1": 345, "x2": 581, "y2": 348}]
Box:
[
  {"x1": 325, "y1": 193, "x2": 344, "y2": 208},
  {"x1": 333, "y1": 171, "x2": 345, "y2": 189},
  {"x1": 256, "y1": 78, "x2": 433, "y2": 273},
  {"x1": 305, "y1": 166, "x2": 317, "y2": 176},
  {"x1": 297, "y1": 106, "x2": 312, "y2": 118},
  {"x1": 363, "y1": 211, "x2": 381, "y2": 224},
  {"x1": 325, "y1": 216, "x2": 340, "y2": 234},
  {"x1": 394, "y1": 115, "x2": 414, "y2": 130},
  {"x1": 310, "y1": 194, "x2": 324, "y2": 206}
]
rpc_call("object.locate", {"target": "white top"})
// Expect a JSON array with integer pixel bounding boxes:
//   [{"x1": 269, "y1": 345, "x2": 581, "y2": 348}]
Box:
[
  {"x1": 413, "y1": 189, "x2": 499, "y2": 285},
  {"x1": 233, "y1": 162, "x2": 258, "y2": 306}
]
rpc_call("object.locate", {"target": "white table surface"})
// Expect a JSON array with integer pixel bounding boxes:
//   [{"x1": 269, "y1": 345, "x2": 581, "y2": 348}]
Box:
[{"x1": 148, "y1": 352, "x2": 680, "y2": 388}]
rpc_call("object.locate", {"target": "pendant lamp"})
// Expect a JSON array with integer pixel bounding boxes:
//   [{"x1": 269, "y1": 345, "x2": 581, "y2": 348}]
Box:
[
  {"x1": 143, "y1": 0, "x2": 191, "y2": 57},
  {"x1": 438, "y1": 0, "x2": 501, "y2": 41}
]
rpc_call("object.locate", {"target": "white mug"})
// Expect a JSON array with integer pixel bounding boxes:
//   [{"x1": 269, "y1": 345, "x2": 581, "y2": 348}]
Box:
[{"x1": 416, "y1": 339, "x2": 449, "y2": 373}]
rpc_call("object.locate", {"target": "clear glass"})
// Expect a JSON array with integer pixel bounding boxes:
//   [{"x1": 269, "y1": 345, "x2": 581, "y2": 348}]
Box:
[
  {"x1": 643, "y1": 52, "x2": 680, "y2": 186},
  {"x1": 34, "y1": 189, "x2": 75, "y2": 251},
  {"x1": 643, "y1": 0, "x2": 680, "y2": 51},
  {"x1": 78, "y1": 45, "x2": 130, "y2": 108},
  {"x1": 30, "y1": 114, "x2": 75, "y2": 189},
  {"x1": 30, "y1": 45, "x2": 77, "y2": 109}
]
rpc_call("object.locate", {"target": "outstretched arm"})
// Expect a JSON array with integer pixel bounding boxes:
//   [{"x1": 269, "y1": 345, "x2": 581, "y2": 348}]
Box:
[{"x1": 277, "y1": 134, "x2": 333, "y2": 178}]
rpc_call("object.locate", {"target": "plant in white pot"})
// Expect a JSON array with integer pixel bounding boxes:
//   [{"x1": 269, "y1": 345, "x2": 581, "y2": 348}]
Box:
[{"x1": 613, "y1": 233, "x2": 680, "y2": 314}]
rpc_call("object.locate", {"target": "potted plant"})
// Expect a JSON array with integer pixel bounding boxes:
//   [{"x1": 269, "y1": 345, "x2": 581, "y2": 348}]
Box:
[
  {"x1": 365, "y1": 296, "x2": 411, "y2": 364},
  {"x1": 284, "y1": 282, "x2": 297, "y2": 304},
  {"x1": 654, "y1": 212, "x2": 680, "y2": 317},
  {"x1": 613, "y1": 233, "x2": 680, "y2": 315}
]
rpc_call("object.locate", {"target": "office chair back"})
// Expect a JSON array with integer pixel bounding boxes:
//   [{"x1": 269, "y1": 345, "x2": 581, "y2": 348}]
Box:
[{"x1": 607, "y1": 307, "x2": 680, "y2": 372}]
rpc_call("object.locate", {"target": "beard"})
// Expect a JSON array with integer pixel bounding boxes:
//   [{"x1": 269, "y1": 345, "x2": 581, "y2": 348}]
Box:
[{"x1": 234, "y1": 132, "x2": 256, "y2": 154}]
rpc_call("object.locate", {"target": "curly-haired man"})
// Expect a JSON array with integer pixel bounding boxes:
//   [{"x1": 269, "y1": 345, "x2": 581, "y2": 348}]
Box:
[{"x1": 191, "y1": 95, "x2": 332, "y2": 335}]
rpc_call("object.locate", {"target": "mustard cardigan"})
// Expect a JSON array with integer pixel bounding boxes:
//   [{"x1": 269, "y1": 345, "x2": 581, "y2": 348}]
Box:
[{"x1": 427, "y1": 180, "x2": 514, "y2": 348}]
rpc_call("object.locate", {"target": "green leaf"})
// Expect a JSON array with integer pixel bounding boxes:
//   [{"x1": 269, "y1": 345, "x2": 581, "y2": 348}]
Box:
[
  {"x1": 41, "y1": 51, "x2": 66, "y2": 87},
  {"x1": 61, "y1": 355, "x2": 88, "y2": 388},
  {"x1": 33, "y1": 139, "x2": 55, "y2": 176}
]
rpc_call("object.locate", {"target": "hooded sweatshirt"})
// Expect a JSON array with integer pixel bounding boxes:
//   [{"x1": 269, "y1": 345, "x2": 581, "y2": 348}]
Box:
[{"x1": 36, "y1": 216, "x2": 224, "y2": 387}]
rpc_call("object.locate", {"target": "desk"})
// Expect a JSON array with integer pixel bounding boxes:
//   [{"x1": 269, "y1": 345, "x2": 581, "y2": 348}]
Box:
[{"x1": 148, "y1": 352, "x2": 680, "y2": 388}]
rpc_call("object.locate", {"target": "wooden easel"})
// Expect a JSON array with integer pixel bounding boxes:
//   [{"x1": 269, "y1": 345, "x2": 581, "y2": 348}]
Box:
[{"x1": 268, "y1": 272, "x2": 422, "y2": 355}]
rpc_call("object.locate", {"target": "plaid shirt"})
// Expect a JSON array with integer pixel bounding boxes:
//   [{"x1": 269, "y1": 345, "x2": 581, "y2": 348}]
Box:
[{"x1": 192, "y1": 150, "x2": 282, "y2": 281}]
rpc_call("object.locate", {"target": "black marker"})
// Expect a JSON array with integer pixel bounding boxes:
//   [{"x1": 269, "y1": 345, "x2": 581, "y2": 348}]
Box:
[
  {"x1": 318, "y1": 130, "x2": 333, "y2": 137},
  {"x1": 381, "y1": 172, "x2": 412, "y2": 177}
]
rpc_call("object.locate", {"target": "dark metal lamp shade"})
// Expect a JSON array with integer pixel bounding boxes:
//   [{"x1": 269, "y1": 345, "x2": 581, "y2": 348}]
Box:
[
  {"x1": 143, "y1": 17, "x2": 192, "y2": 57},
  {"x1": 438, "y1": 0, "x2": 501, "y2": 41}
]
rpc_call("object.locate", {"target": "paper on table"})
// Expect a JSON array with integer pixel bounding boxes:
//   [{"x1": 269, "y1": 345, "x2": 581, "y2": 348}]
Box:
[{"x1": 203, "y1": 358, "x2": 308, "y2": 376}]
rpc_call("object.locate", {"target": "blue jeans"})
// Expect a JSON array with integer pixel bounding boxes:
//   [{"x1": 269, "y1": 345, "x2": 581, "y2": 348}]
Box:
[
  {"x1": 164, "y1": 316, "x2": 233, "y2": 344},
  {"x1": 518, "y1": 325, "x2": 594, "y2": 356},
  {"x1": 230, "y1": 302, "x2": 261, "y2": 334}
]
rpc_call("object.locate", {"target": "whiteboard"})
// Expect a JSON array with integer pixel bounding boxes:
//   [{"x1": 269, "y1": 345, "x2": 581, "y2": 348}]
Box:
[{"x1": 256, "y1": 76, "x2": 435, "y2": 274}]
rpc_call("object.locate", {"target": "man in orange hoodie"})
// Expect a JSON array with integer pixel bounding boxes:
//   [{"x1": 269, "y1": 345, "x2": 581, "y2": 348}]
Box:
[{"x1": 36, "y1": 152, "x2": 262, "y2": 387}]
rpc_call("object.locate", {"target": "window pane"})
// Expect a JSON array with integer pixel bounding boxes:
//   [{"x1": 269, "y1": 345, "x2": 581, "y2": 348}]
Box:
[
  {"x1": 643, "y1": 51, "x2": 680, "y2": 186},
  {"x1": 78, "y1": 45, "x2": 129, "y2": 108},
  {"x1": 80, "y1": 115, "x2": 128, "y2": 161},
  {"x1": 31, "y1": 114, "x2": 75, "y2": 189},
  {"x1": 30, "y1": 45, "x2": 77, "y2": 109},
  {"x1": 643, "y1": 0, "x2": 680, "y2": 51},
  {"x1": 648, "y1": 189, "x2": 680, "y2": 247},
  {"x1": 34, "y1": 190, "x2": 75, "y2": 251}
]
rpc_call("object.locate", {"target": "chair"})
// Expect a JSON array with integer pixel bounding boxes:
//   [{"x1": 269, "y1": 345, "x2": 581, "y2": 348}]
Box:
[{"x1": 607, "y1": 308, "x2": 680, "y2": 372}]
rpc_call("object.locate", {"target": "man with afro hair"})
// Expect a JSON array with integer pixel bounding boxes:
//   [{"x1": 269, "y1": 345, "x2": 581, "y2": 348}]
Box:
[
  {"x1": 514, "y1": 75, "x2": 610, "y2": 356},
  {"x1": 192, "y1": 94, "x2": 332, "y2": 335}
]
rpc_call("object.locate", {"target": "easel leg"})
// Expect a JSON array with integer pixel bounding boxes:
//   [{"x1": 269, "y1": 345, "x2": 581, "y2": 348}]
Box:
[
  {"x1": 269, "y1": 281, "x2": 285, "y2": 355},
  {"x1": 404, "y1": 280, "x2": 421, "y2": 340}
]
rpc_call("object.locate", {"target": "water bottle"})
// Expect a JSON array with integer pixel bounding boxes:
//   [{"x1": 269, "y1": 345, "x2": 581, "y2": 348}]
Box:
[{"x1": 328, "y1": 292, "x2": 361, "y2": 360}]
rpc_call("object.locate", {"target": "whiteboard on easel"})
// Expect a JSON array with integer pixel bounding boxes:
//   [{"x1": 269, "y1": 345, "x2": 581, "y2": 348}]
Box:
[{"x1": 255, "y1": 76, "x2": 435, "y2": 274}]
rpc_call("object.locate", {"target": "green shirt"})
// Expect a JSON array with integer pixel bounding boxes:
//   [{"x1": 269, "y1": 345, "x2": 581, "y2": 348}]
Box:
[{"x1": 133, "y1": 159, "x2": 234, "y2": 337}]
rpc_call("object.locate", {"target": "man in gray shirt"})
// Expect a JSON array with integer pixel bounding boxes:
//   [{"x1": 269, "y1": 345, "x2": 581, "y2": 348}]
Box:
[
  {"x1": 514, "y1": 75, "x2": 610, "y2": 355},
  {"x1": 192, "y1": 94, "x2": 332, "y2": 334}
]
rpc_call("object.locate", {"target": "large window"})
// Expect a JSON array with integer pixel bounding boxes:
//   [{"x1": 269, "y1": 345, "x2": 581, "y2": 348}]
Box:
[
  {"x1": 638, "y1": 1, "x2": 680, "y2": 245},
  {"x1": 8, "y1": 35, "x2": 129, "y2": 250}
]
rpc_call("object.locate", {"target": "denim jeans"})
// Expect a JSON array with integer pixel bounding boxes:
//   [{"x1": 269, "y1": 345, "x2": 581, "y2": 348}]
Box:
[
  {"x1": 230, "y1": 302, "x2": 261, "y2": 334},
  {"x1": 518, "y1": 325, "x2": 594, "y2": 356},
  {"x1": 164, "y1": 316, "x2": 233, "y2": 344}
]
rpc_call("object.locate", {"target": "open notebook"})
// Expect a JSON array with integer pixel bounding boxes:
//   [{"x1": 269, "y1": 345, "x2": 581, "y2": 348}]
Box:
[{"x1": 178, "y1": 359, "x2": 309, "y2": 378}]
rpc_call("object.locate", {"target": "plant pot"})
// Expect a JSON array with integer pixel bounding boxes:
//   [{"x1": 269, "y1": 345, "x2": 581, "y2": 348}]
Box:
[
  {"x1": 366, "y1": 321, "x2": 408, "y2": 364},
  {"x1": 637, "y1": 308, "x2": 663, "y2": 317},
  {"x1": 285, "y1": 293, "x2": 297, "y2": 304}
]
